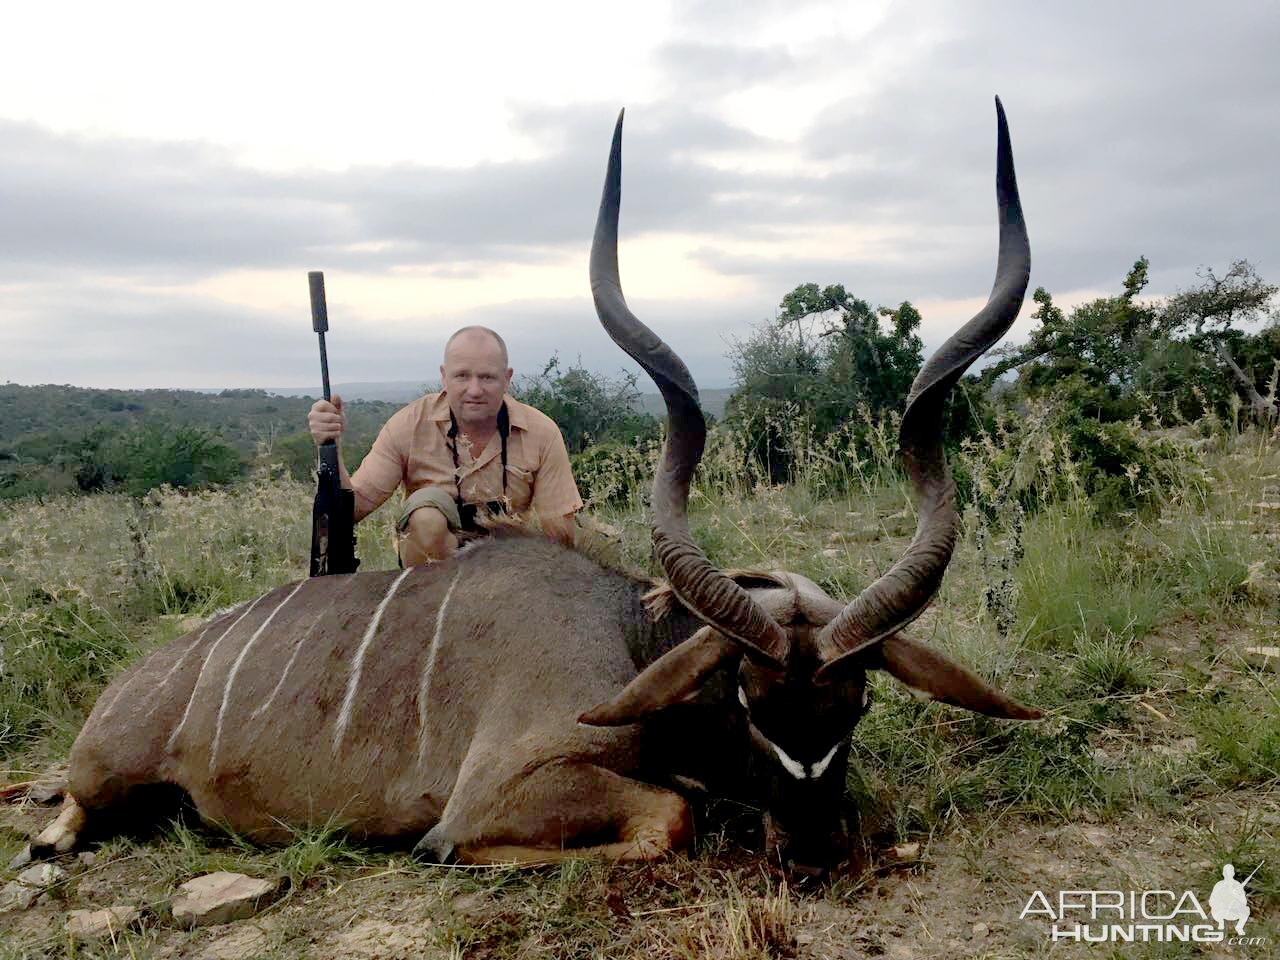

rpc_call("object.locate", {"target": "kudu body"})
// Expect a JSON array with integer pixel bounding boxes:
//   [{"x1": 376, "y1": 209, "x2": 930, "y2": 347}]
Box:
[{"x1": 20, "y1": 100, "x2": 1036, "y2": 874}]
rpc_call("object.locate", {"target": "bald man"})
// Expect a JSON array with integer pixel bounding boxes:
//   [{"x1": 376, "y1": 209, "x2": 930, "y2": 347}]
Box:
[{"x1": 308, "y1": 326, "x2": 582, "y2": 565}]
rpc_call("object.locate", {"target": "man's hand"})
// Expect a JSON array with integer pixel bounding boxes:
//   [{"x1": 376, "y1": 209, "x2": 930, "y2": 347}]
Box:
[
  {"x1": 540, "y1": 512, "x2": 576, "y2": 549},
  {"x1": 309, "y1": 394, "x2": 347, "y2": 446}
]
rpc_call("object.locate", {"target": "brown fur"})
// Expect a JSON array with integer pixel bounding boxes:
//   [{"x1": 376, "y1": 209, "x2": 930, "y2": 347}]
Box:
[{"x1": 61, "y1": 538, "x2": 686, "y2": 858}]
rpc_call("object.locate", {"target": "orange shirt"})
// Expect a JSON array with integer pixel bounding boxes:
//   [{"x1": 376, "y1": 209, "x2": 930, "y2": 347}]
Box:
[{"x1": 349, "y1": 392, "x2": 583, "y2": 521}]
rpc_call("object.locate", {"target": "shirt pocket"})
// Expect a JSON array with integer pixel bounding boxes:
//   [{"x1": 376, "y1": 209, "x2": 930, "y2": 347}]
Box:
[{"x1": 504, "y1": 463, "x2": 534, "y2": 515}]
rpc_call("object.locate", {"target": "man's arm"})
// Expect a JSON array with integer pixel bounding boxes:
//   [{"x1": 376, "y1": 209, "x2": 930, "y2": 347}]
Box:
[
  {"x1": 529, "y1": 419, "x2": 584, "y2": 547},
  {"x1": 308, "y1": 394, "x2": 400, "y2": 521}
]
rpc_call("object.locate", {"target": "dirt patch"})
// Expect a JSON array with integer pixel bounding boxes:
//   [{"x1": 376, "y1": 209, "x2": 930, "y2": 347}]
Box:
[{"x1": 5, "y1": 789, "x2": 1275, "y2": 958}]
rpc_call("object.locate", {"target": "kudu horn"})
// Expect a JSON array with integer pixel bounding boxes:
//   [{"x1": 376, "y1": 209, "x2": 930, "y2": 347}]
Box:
[
  {"x1": 814, "y1": 96, "x2": 1031, "y2": 676},
  {"x1": 590, "y1": 109, "x2": 790, "y2": 668}
]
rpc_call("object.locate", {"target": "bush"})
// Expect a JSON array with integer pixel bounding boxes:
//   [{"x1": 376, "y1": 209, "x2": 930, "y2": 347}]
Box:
[
  {"x1": 571, "y1": 441, "x2": 653, "y2": 506},
  {"x1": 514, "y1": 357, "x2": 659, "y2": 455}
]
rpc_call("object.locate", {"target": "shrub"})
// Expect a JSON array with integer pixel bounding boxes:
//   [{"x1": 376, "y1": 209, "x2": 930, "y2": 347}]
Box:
[{"x1": 570, "y1": 441, "x2": 653, "y2": 507}]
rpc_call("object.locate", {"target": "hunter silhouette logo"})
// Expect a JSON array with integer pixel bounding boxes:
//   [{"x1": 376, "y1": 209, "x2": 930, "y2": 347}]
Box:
[
  {"x1": 1210, "y1": 863, "x2": 1254, "y2": 935},
  {"x1": 1020, "y1": 861, "x2": 1266, "y2": 946}
]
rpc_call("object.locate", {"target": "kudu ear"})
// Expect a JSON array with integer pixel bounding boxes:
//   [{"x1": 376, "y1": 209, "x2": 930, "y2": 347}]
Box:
[
  {"x1": 870, "y1": 633, "x2": 1041, "y2": 720},
  {"x1": 579, "y1": 627, "x2": 738, "y2": 727}
]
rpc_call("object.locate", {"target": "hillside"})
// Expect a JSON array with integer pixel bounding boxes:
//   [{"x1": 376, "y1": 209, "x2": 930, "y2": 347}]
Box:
[
  {"x1": 262, "y1": 382, "x2": 734, "y2": 420},
  {"x1": 0, "y1": 384, "x2": 400, "y2": 498}
]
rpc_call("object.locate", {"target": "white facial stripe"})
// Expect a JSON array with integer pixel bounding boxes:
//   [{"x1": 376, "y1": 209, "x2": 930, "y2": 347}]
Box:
[
  {"x1": 862, "y1": 686, "x2": 870, "y2": 709},
  {"x1": 740, "y1": 686, "x2": 846, "y2": 781},
  {"x1": 210, "y1": 579, "x2": 307, "y2": 770},
  {"x1": 333, "y1": 568, "x2": 414, "y2": 752},
  {"x1": 769, "y1": 739, "x2": 810, "y2": 780},
  {"x1": 810, "y1": 740, "x2": 843, "y2": 779},
  {"x1": 417, "y1": 568, "x2": 462, "y2": 768}
]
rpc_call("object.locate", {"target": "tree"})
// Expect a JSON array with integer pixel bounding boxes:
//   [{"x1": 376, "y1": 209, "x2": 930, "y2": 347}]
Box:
[
  {"x1": 109, "y1": 423, "x2": 242, "y2": 495},
  {"x1": 983, "y1": 258, "x2": 1166, "y2": 421},
  {"x1": 1163, "y1": 260, "x2": 1279, "y2": 421},
  {"x1": 513, "y1": 357, "x2": 659, "y2": 455},
  {"x1": 725, "y1": 283, "x2": 925, "y2": 481}
]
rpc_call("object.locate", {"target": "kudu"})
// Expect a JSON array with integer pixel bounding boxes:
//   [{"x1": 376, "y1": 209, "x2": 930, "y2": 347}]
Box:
[{"x1": 17, "y1": 99, "x2": 1035, "y2": 876}]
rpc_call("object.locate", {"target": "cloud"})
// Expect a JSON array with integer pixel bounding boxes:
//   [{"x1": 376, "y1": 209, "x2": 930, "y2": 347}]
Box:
[{"x1": 2, "y1": 1, "x2": 1278, "y2": 392}]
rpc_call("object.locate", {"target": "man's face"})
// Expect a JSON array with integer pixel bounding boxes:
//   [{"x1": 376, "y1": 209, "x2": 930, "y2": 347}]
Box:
[{"x1": 440, "y1": 331, "x2": 512, "y2": 426}]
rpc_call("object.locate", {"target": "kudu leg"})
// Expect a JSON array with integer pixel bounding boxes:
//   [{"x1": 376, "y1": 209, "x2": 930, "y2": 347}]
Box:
[
  {"x1": 418, "y1": 760, "x2": 691, "y2": 865},
  {"x1": 7, "y1": 795, "x2": 88, "y2": 868}
]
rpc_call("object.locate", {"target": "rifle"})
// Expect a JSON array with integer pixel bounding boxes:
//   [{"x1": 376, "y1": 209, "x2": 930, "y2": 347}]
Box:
[{"x1": 308, "y1": 271, "x2": 359, "y2": 577}]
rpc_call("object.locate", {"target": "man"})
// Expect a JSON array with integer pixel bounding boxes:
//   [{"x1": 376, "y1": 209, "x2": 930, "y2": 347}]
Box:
[{"x1": 308, "y1": 326, "x2": 581, "y2": 565}]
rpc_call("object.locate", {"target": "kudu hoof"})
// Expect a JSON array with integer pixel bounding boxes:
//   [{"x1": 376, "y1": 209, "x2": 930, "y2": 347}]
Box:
[
  {"x1": 412, "y1": 827, "x2": 456, "y2": 864},
  {"x1": 7, "y1": 844, "x2": 34, "y2": 870}
]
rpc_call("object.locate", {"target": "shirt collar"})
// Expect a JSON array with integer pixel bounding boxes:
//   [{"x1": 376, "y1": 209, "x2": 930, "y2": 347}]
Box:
[{"x1": 427, "y1": 391, "x2": 528, "y2": 431}]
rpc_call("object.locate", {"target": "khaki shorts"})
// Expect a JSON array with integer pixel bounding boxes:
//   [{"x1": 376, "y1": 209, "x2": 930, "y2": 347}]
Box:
[{"x1": 396, "y1": 486, "x2": 463, "y2": 534}]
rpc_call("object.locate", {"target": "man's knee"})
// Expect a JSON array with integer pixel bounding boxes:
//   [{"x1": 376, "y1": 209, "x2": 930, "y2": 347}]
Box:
[{"x1": 403, "y1": 506, "x2": 457, "y2": 564}]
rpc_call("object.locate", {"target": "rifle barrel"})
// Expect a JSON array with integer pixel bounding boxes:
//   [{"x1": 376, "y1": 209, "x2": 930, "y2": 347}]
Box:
[{"x1": 309, "y1": 271, "x2": 332, "y2": 403}]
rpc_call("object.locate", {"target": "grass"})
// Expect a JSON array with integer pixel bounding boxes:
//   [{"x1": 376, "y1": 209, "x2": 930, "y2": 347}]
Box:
[{"x1": 1, "y1": 421, "x2": 1277, "y2": 957}]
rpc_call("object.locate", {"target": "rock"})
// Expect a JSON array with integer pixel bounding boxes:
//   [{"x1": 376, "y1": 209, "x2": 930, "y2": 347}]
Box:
[
  {"x1": 821, "y1": 548, "x2": 840, "y2": 558},
  {"x1": 1, "y1": 863, "x2": 66, "y2": 912},
  {"x1": 77, "y1": 851, "x2": 98, "y2": 868},
  {"x1": 449, "y1": 892, "x2": 487, "y2": 915},
  {"x1": 888, "y1": 842, "x2": 920, "y2": 862},
  {"x1": 195, "y1": 924, "x2": 269, "y2": 960},
  {"x1": 1243, "y1": 646, "x2": 1280, "y2": 672},
  {"x1": 25, "y1": 763, "x2": 69, "y2": 804},
  {"x1": 171, "y1": 872, "x2": 282, "y2": 928},
  {"x1": 179, "y1": 616, "x2": 206, "y2": 633},
  {"x1": 1153, "y1": 736, "x2": 1199, "y2": 758},
  {"x1": 66, "y1": 906, "x2": 141, "y2": 939},
  {"x1": 18, "y1": 862, "x2": 68, "y2": 889},
  {"x1": 1, "y1": 880, "x2": 42, "y2": 911},
  {"x1": 972, "y1": 921, "x2": 990, "y2": 939}
]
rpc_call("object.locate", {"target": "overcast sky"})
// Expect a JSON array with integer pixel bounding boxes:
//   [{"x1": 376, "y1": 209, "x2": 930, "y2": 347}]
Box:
[{"x1": 2, "y1": 1, "x2": 1276, "y2": 391}]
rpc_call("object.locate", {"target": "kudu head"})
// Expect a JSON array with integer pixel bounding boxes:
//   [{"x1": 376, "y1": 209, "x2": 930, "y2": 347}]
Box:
[{"x1": 579, "y1": 101, "x2": 1038, "y2": 876}]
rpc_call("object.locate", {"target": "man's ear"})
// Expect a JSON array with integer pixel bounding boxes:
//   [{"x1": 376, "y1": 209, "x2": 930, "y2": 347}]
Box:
[
  {"x1": 504, "y1": 367, "x2": 513, "y2": 390},
  {"x1": 579, "y1": 627, "x2": 737, "y2": 726},
  {"x1": 871, "y1": 633, "x2": 1040, "y2": 720}
]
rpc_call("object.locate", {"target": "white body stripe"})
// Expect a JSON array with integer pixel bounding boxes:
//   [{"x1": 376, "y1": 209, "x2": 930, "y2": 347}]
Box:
[
  {"x1": 93, "y1": 669, "x2": 136, "y2": 724},
  {"x1": 416, "y1": 569, "x2": 462, "y2": 767},
  {"x1": 141, "y1": 622, "x2": 215, "y2": 720},
  {"x1": 100, "y1": 617, "x2": 216, "y2": 722},
  {"x1": 251, "y1": 607, "x2": 329, "y2": 720},
  {"x1": 209, "y1": 580, "x2": 307, "y2": 770},
  {"x1": 332, "y1": 568, "x2": 414, "y2": 752},
  {"x1": 166, "y1": 593, "x2": 269, "y2": 752}
]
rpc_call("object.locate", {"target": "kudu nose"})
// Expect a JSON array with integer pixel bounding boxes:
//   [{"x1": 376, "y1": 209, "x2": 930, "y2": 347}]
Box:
[{"x1": 764, "y1": 812, "x2": 842, "y2": 881}]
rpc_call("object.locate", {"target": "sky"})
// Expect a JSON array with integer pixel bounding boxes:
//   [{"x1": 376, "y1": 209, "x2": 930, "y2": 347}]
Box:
[{"x1": 2, "y1": 1, "x2": 1277, "y2": 391}]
